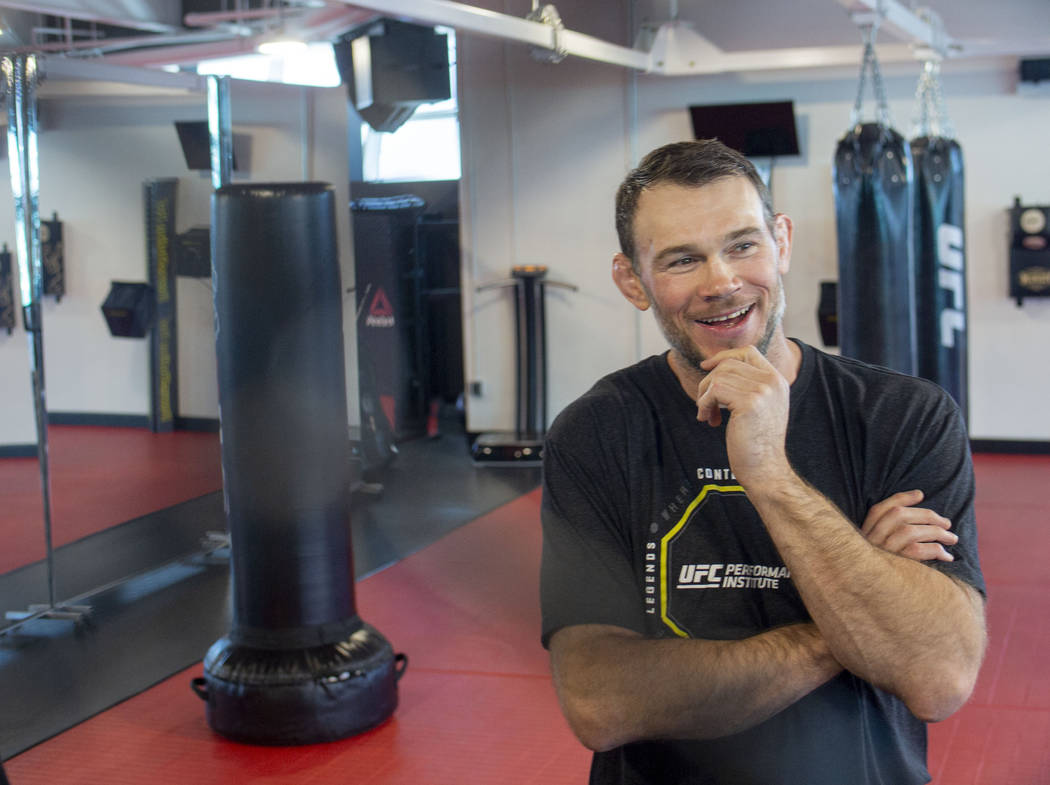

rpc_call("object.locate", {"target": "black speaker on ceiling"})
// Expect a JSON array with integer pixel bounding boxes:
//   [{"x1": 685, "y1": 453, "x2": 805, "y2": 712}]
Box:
[
  {"x1": 334, "y1": 19, "x2": 451, "y2": 133},
  {"x1": 101, "y1": 281, "x2": 155, "y2": 338}
]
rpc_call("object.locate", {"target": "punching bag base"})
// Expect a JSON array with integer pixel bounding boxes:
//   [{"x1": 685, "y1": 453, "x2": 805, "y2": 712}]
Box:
[
  {"x1": 194, "y1": 622, "x2": 403, "y2": 746},
  {"x1": 471, "y1": 432, "x2": 544, "y2": 466}
]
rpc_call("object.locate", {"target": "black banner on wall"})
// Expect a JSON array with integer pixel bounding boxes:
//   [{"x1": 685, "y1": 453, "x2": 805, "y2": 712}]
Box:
[
  {"x1": 40, "y1": 212, "x2": 65, "y2": 300},
  {"x1": 0, "y1": 244, "x2": 15, "y2": 334},
  {"x1": 145, "y1": 179, "x2": 178, "y2": 433}
]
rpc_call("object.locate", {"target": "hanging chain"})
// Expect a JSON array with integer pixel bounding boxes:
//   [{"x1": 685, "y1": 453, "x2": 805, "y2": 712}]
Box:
[
  {"x1": 914, "y1": 58, "x2": 954, "y2": 140},
  {"x1": 931, "y1": 61, "x2": 953, "y2": 139},
  {"x1": 915, "y1": 61, "x2": 931, "y2": 136},
  {"x1": 850, "y1": 18, "x2": 893, "y2": 129}
]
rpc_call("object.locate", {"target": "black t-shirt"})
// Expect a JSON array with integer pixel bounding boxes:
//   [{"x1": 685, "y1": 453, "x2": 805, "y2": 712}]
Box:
[{"x1": 540, "y1": 340, "x2": 984, "y2": 785}]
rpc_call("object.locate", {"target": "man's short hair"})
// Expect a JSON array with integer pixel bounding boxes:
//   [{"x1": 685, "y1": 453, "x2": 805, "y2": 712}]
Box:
[{"x1": 615, "y1": 139, "x2": 775, "y2": 266}]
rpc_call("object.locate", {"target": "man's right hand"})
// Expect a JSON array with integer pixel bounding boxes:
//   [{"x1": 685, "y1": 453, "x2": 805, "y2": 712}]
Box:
[{"x1": 861, "y1": 489, "x2": 957, "y2": 562}]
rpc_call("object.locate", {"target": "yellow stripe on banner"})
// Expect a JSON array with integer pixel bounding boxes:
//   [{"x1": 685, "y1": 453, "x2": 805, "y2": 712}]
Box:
[{"x1": 660, "y1": 484, "x2": 745, "y2": 637}]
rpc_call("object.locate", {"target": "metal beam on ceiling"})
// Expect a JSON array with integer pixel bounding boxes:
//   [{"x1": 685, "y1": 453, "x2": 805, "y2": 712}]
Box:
[
  {"x1": 327, "y1": 0, "x2": 992, "y2": 76},
  {"x1": 40, "y1": 54, "x2": 202, "y2": 88},
  {"x1": 334, "y1": 0, "x2": 652, "y2": 71},
  {"x1": 835, "y1": 0, "x2": 953, "y2": 56},
  {"x1": 0, "y1": 0, "x2": 179, "y2": 34}
]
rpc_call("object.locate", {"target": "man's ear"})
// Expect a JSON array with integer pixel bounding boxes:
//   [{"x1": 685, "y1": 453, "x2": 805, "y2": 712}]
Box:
[
  {"x1": 612, "y1": 253, "x2": 650, "y2": 311},
  {"x1": 773, "y1": 213, "x2": 793, "y2": 275}
]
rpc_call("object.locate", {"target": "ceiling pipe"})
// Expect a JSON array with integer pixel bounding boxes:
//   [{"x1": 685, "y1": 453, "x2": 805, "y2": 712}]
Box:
[
  {"x1": 184, "y1": 6, "x2": 313, "y2": 28},
  {"x1": 31, "y1": 24, "x2": 97, "y2": 38},
  {"x1": 98, "y1": 6, "x2": 374, "y2": 68},
  {"x1": 5, "y1": 28, "x2": 236, "y2": 55}
]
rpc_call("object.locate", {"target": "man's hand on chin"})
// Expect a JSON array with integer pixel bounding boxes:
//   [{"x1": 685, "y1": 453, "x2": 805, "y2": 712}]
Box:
[{"x1": 695, "y1": 346, "x2": 792, "y2": 488}]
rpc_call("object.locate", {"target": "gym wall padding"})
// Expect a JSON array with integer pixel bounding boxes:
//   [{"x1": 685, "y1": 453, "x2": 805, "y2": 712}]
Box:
[
  {"x1": 833, "y1": 123, "x2": 918, "y2": 375},
  {"x1": 912, "y1": 136, "x2": 968, "y2": 417},
  {"x1": 0, "y1": 245, "x2": 15, "y2": 333},
  {"x1": 197, "y1": 182, "x2": 399, "y2": 745},
  {"x1": 145, "y1": 178, "x2": 178, "y2": 433}
]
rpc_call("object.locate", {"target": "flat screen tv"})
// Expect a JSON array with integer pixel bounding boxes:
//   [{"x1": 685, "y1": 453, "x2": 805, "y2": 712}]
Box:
[
  {"x1": 175, "y1": 120, "x2": 239, "y2": 171},
  {"x1": 689, "y1": 100, "x2": 800, "y2": 158}
]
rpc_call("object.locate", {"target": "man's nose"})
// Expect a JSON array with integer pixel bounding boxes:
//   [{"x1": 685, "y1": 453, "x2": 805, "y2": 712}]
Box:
[{"x1": 697, "y1": 258, "x2": 740, "y2": 300}]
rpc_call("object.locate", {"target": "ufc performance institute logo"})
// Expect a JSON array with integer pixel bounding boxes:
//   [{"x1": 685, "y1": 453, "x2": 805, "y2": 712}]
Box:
[
  {"x1": 677, "y1": 563, "x2": 723, "y2": 588},
  {"x1": 676, "y1": 562, "x2": 790, "y2": 590}
]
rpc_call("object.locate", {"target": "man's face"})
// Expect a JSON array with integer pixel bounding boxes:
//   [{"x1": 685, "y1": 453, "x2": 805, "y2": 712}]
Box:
[{"x1": 614, "y1": 177, "x2": 792, "y2": 374}]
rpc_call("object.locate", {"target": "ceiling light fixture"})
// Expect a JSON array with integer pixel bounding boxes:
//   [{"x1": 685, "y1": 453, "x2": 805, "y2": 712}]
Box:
[{"x1": 257, "y1": 38, "x2": 308, "y2": 56}]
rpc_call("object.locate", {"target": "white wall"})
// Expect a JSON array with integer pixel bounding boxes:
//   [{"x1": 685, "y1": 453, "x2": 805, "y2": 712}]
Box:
[
  {"x1": 459, "y1": 22, "x2": 1050, "y2": 441},
  {"x1": 2, "y1": 18, "x2": 1046, "y2": 447},
  {"x1": 459, "y1": 0, "x2": 639, "y2": 432},
  {"x1": 0, "y1": 79, "x2": 358, "y2": 446},
  {"x1": 635, "y1": 63, "x2": 1050, "y2": 441}
]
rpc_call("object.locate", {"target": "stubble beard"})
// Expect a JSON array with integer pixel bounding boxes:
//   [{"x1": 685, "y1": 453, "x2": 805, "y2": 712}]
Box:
[{"x1": 650, "y1": 277, "x2": 786, "y2": 375}]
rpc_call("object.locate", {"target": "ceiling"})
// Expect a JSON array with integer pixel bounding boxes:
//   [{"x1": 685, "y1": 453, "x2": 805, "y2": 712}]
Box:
[
  {"x1": 636, "y1": 0, "x2": 1050, "y2": 56},
  {"x1": 0, "y1": 0, "x2": 1046, "y2": 81}
]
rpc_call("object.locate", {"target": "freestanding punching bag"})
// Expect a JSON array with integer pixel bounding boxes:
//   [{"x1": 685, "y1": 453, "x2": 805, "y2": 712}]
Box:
[
  {"x1": 194, "y1": 183, "x2": 403, "y2": 745},
  {"x1": 833, "y1": 25, "x2": 917, "y2": 376},
  {"x1": 911, "y1": 58, "x2": 968, "y2": 417}
]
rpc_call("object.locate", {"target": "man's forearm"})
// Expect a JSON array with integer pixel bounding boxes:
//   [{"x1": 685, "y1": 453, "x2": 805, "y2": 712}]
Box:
[
  {"x1": 549, "y1": 622, "x2": 840, "y2": 751},
  {"x1": 747, "y1": 473, "x2": 986, "y2": 721}
]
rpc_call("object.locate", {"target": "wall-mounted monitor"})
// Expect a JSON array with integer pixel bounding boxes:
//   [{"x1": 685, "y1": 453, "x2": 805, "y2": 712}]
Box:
[
  {"x1": 174, "y1": 120, "x2": 240, "y2": 171},
  {"x1": 689, "y1": 100, "x2": 800, "y2": 158}
]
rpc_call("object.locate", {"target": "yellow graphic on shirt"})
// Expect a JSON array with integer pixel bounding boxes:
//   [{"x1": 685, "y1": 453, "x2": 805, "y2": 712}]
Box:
[{"x1": 660, "y1": 484, "x2": 746, "y2": 637}]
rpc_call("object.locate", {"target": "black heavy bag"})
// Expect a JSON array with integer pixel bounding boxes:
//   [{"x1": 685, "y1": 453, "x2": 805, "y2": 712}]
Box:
[
  {"x1": 833, "y1": 123, "x2": 917, "y2": 375},
  {"x1": 196, "y1": 183, "x2": 403, "y2": 745},
  {"x1": 911, "y1": 136, "x2": 967, "y2": 417}
]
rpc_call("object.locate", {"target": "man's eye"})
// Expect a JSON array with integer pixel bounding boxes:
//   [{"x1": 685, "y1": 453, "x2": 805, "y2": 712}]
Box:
[
  {"x1": 669, "y1": 257, "x2": 696, "y2": 267},
  {"x1": 732, "y1": 242, "x2": 756, "y2": 254}
]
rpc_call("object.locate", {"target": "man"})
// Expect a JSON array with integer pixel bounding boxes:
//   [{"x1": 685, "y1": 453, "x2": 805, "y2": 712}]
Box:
[{"x1": 540, "y1": 140, "x2": 986, "y2": 784}]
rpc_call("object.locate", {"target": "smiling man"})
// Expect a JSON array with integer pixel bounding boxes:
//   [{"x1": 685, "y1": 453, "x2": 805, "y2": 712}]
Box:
[{"x1": 540, "y1": 140, "x2": 986, "y2": 785}]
